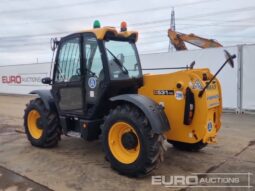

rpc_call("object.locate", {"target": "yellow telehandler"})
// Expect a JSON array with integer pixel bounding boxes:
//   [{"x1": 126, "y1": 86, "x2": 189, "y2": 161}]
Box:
[{"x1": 23, "y1": 21, "x2": 235, "y2": 177}]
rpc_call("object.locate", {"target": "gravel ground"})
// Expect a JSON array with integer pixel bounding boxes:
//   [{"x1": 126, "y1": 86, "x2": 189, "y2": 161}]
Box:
[{"x1": 0, "y1": 94, "x2": 254, "y2": 191}]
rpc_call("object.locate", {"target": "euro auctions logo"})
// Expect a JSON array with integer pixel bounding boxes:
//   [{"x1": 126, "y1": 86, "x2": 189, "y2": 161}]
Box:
[
  {"x1": 1, "y1": 74, "x2": 44, "y2": 85},
  {"x1": 2, "y1": 76, "x2": 22, "y2": 84},
  {"x1": 152, "y1": 175, "x2": 199, "y2": 187},
  {"x1": 152, "y1": 173, "x2": 253, "y2": 189}
]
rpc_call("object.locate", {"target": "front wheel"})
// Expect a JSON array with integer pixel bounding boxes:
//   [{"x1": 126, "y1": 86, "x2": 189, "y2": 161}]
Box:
[
  {"x1": 101, "y1": 104, "x2": 165, "y2": 177},
  {"x1": 24, "y1": 98, "x2": 61, "y2": 148}
]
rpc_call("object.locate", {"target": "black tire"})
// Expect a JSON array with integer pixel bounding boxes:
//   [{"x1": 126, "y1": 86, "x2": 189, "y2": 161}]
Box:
[
  {"x1": 101, "y1": 104, "x2": 165, "y2": 177},
  {"x1": 170, "y1": 140, "x2": 207, "y2": 152},
  {"x1": 24, "y1": 98, "x2": 61, "y2": 148}
]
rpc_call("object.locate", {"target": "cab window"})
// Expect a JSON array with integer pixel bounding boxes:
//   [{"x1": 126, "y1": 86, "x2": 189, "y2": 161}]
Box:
[
  {"x1": 84, "y1": 36, "x2": 104, "y2": 78},
  {"x1": 55, "y1": 37, "x2": 81, "y2": 82},
  {"x1": 105, "y1": 40, "x2": 141, "y2": 80}
]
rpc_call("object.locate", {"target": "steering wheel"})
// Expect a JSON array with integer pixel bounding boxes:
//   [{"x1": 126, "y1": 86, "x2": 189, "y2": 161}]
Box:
[
  {"x1": 76, "y1": 68, "x2": 81, "y2": 75},
  {"x1": 117, "y1": 53, "x2": 125, "y2": 64},
  {"x1": 87, "y1": 69, "x2": 98, "y2": 78}
]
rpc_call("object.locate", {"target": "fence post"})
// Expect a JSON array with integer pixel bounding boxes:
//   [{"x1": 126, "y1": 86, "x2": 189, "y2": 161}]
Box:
[{"x1": 236, "y1": 45, "x2": 243, "y2": 114}]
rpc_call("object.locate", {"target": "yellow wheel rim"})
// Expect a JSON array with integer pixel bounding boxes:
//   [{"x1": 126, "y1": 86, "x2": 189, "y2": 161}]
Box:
[
  {"x1": 108, "y1": 122, "x2": 140, "y2": 164},
  {"x1": 27, "y1": 109, "x2": 43, "y2": 139}
]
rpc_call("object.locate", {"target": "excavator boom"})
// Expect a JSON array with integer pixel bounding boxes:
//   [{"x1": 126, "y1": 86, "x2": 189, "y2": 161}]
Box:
[{"x1": 168, "y1": 29, "x2": 222, "y2": 51}]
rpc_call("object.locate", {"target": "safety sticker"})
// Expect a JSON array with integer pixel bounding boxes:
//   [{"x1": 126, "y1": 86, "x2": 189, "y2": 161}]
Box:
[
  {"x1": 207, "y1": 122, "x2": 213, "y2": 132},
  {"x1": 88, "y1": 77, "x2": 97, "y2": 89},
  {"x1": 192, "y1": 80, "x2": 203, "y2": 90},
  {"x1": 207, "y1": 94, "x2": 219, "y2": 100},
  {"x1": 175, "y1": 91, "x2": 183, "y2": 100},
  {"x1": 90, "y1": 91, "x2": 95, "y2": 97}
]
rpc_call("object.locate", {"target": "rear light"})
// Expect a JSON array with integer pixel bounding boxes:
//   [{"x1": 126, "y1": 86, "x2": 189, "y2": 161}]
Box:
[
  {"x1": 189, "y1": 110, "x2": 193, "y2": 118},
  {"x1": 183, "y1": 87, "x2": 195, "y2": 125},
  {"x1": 202, "y1": 73, "x2": 208, "y2": 81},
  {"x1": 213, "y1": 112, "x2": 216, "y2": 123}
]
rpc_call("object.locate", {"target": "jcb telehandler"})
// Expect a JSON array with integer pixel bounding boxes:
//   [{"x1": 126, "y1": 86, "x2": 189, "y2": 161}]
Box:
[{"x1": 24, "y1": 21, "x2": 235, "y2": 177}]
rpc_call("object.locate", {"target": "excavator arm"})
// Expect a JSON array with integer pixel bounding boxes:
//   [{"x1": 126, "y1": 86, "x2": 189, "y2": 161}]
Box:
[{"x1": 168, "y1": 29, "x2": 222, "y2": 51}]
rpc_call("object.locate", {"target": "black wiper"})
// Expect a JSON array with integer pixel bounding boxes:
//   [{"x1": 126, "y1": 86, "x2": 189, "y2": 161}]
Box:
[{"x1": 106, "y1": 48, "x2": 129, "y2": 75}]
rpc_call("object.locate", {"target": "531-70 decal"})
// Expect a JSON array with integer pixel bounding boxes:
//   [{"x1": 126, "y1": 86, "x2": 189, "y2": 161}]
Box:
[{"x1": 153, "y1": 90, "x2": 174, "y2": 95}]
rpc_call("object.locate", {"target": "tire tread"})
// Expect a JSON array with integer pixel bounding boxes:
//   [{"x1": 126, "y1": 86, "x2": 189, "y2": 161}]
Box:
[{"x1": 24, "y1": 98, "x2": 61, "y2": 148}]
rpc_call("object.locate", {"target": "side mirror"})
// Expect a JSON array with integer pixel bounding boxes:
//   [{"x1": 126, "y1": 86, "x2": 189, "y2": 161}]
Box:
[
  {"x1": 42, "y1": 77, "x2": 52, "y2": 85},
  {"x1": 50, "y1": 37, "x2": 59, "y2": 51},
  {"x1": 224, "y1": 50, "x2": 235, "y2": 68},
  {"x1": 198, "y1": 50, "x2": 236, "y2": 97}
]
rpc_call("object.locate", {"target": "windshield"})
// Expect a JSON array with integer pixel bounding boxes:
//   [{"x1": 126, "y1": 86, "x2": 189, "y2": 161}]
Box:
[{"x1": 104, "y1": 40, "x2": 142, "y2": 80}]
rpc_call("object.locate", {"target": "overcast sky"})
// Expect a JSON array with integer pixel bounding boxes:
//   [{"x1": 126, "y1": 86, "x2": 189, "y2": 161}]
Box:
[{"x1": 0, "y1": 0, "x2": 255, "y2": 65}]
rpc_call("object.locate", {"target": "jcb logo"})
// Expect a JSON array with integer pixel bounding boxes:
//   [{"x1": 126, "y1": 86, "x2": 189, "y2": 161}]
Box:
[{"x1": 1, "y1": 76, "x2": 22, "y2": 84}]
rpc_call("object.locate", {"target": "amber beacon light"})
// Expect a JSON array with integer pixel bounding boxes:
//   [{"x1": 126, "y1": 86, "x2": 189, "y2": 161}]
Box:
[{"x1": 120, "y1": 21, "x2": 127, "y2": 32}]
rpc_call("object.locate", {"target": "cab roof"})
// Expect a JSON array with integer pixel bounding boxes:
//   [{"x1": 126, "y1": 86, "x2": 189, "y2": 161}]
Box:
[{"x1": 69, "y1": 26, "x2": 138, "y2": 42}]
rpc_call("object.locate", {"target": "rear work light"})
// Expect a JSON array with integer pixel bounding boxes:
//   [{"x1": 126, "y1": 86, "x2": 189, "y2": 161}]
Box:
[{"x1": 183, "y1": 87, "x2": 195, "y2": 125}]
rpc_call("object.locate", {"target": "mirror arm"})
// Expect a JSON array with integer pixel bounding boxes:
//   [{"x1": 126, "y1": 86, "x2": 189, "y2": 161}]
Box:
[{"x1": 198, "y1": 54, "x2": 236, "y2": 98}]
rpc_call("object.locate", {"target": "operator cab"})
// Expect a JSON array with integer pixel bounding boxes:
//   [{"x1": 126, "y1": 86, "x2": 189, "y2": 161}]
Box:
[{"x1": 49, "y1": 21, "x2": 143, "y2": 123}]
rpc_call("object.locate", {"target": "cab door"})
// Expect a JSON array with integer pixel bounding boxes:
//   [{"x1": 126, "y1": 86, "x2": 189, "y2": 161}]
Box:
[
  {"x1": 52, "y1": 35, "x2": 85, "y2": 115},
  {"x1": 83, "y1": 34, "x2": 106, "y2": 116}
]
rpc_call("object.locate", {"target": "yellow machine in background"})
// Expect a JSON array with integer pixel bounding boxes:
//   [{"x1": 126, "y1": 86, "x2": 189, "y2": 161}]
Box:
[
  {"x1": 168, "y1": 28, "x2": 222, "y2": 50},
  {"x1": 24, "y1": 20, "x2": 235, "y2": 177}
]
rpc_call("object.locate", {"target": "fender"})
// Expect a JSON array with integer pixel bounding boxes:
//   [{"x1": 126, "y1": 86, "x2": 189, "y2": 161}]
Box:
[
  {"x1": 30, "y1": 90, "x2": 57, "y2": 112},
  {"x1": 110, "y1": 94, "x2": 170, "y2": 134}
]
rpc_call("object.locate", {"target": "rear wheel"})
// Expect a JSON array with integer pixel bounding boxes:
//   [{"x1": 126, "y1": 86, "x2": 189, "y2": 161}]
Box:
[
  {"x1": 170, "y1": 140, "x2": 207, "y2": 152},
  {"x1": 101, "y1": 104, "x2": 165, "y2": 177},
  {"x1": 24, "y1": 98, "x2": 61, "y2": 148}
]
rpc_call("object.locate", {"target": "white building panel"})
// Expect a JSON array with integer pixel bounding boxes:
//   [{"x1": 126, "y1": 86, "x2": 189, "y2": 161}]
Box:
[
  {"x1": 0, "y1": 63, "x2": 51, "y2": 94},
  {"x1": 0, "y1": 46, "x2": 248, "y2": 111},
  {"x1": 242, "y1": 45, "x2": 255, "y2": 111}
]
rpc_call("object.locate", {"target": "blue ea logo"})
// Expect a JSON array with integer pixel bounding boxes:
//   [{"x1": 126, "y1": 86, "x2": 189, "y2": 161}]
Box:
[
  {"x1": 207, "y1": 122, "x2": 213, "y2": 132},
  {"x1": 88, "y1": 77, "x2": 97, "y2": 89}
]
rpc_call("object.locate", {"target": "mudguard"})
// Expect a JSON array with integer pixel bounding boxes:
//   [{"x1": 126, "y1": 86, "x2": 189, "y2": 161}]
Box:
[
  {"x1": 110, "y1": 94, "x2": 170, "y2": 134},
  {"x1": 30, "y1": 90, "x2": 57, "y2": 112}
]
